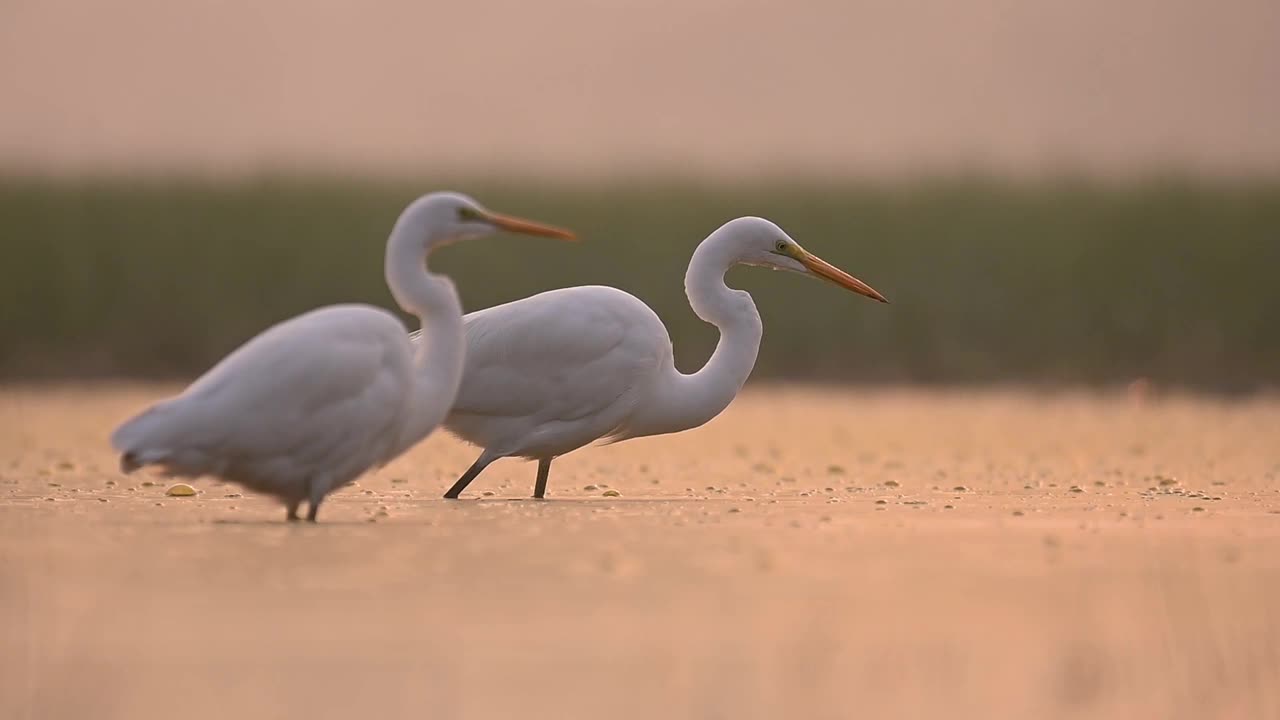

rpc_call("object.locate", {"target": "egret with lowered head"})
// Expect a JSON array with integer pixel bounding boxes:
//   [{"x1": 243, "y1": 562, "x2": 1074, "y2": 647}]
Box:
[
  {"x1": 433, "y1": 216, "x2": 887, "y2": 499},
  {"x1": 111, "y1": 192, "x2": 575, "y2": 521}
]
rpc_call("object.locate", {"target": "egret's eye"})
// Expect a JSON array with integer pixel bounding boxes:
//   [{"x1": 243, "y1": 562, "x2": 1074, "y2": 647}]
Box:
[
  {"x1": 457, "y1": 206, "x2": 483, "y2": 222},
  {"x1": 775, "y1": 240, "x2": 788, "y2": 252}
]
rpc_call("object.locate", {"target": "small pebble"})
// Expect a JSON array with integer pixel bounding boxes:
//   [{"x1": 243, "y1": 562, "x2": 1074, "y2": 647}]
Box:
[
  {"x1": 165, "y1": 483, "x2": 198, "y2": 497},
  {"x1": 883, "y1": 480, "x2": 900, "y2": 488},
  {"x1": 482, "y1": 491, "x2": 495, "y2": 497},
  {"x1": 874, "y1": 499, "x2": 887, "y2": 505},
  {"x1": 602, "y1": 489, "x2": 621, "y2": 497},
  {"x1": 953, "y1": 485, "x2": 968, "y2": 492},
  {"x1": 583, "y1": 485, "x2": 599, "y2": 491}
]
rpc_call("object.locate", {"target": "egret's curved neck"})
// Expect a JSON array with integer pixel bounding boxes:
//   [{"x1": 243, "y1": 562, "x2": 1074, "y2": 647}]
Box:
[
  {"x1": 630, "y1": 231, "x2": 762, "y2": 438},
  {"x1": 385, "y1": 213, "x2": 465, "y2": 456}
]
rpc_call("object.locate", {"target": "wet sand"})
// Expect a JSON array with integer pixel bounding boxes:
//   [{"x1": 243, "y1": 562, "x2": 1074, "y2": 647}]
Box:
[{"x1": 2, "y1": 384, "x2": 1278, "y2": 719}]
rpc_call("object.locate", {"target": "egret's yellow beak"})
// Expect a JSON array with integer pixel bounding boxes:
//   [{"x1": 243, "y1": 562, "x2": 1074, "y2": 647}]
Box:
[
  {"x1": 789, "y1": 246, "x2": 888, "y2": 303},
  {"x1": 482, "y1": 211, "x2": 578, "y2": 241}
]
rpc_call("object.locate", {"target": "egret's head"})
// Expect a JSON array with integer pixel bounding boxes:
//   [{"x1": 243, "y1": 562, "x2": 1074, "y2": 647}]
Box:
[
  {"x1": 400, "y1": 191, "x2": 577, "y2": 249},
  {"x1": 724, "y1": 217, "x2": 888, "y2": 303}
]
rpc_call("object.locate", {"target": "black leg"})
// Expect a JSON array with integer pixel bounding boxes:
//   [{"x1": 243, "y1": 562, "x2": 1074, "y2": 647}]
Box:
[
  {"x1": 444, "y1": 455, "x2": 493, "y2": 499},
  {"x1": 533, "y1": 458, "x2": 552, "y2": 499},
  {"x1": 306, "y1": 499, "x2": 321, "y2": 523},
  {"x1": 285, "y1": 499, "x2": 302, "y2": 522}
]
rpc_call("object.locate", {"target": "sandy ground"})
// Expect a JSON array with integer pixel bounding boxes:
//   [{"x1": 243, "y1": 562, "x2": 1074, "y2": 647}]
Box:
[{"x1": 1, "y1": 384, "x2": 1278, "y2": 719}]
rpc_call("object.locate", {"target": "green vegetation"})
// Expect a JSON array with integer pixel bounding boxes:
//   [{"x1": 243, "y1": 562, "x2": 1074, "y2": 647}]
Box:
[{"x1": 2, "y1": 176, "x2": 1277, "y2": 390}]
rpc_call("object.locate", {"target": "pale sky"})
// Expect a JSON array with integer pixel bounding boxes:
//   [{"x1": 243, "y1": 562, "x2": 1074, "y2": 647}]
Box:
[{"x1": 2, "y1": 0, "x2": 1277, "y2": 178}]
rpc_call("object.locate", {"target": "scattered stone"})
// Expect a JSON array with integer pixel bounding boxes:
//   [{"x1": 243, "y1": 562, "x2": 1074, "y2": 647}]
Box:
[
  {"x1": 1012, "y1": 510, "x2": 1024, "y2": 516},
  {"x1": 875, "y1": 499, "x2": 887, "y2": 505},
  {"x1": 883, "y1": 480, "x2": 900, "y2": 488},
  {"x1": 602, "y1": 489, "x2": 621, "y2": 497},
  {"x1": 728, "y1": 507, "x2": 741, "y2": 513},
  {"x1": 953, "y1": 485, "x2": 968, "y2": 492},
  {"x1": 482, "y1": 491, "x2": 495, "y2": 496},
  {"x1": 1192, "y1": 507, "x2": 1205, "y2": 512},
  {"x1": 391, "y1": 478, "x2": 407, "y2": 484},
  {"x1": 583, "y1": 484, "x2": 599, "y2": 491},
  {"x1": 165, "y1": 483, "x2": 197, "y2": 497},
  {"x1": 827, "y1": 465, "x2": 846, "y2": 475},
  {"x1": 140, "y1": 480, "x2": 156, "y2": 487}
]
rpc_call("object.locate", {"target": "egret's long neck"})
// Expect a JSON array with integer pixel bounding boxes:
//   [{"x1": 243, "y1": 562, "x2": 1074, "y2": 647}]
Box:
[
  {"x1": 385, "y1": 216, "x2": 465, "y2": 457},
  {"x1": 628, "y1": 231, "x2": 762, "y2": 438}
]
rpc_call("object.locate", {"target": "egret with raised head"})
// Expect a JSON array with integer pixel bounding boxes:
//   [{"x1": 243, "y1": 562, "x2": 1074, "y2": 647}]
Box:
[
  {"x1": 111, "y1": 192, "x2": 576, "y2": 521},
  {"x1": 431, "y1": 216, "x2": 886, "y2": 499}
]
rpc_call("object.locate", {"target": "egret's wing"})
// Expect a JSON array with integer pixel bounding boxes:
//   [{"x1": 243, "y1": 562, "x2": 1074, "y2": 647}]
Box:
[
  {"x1": 113, "y1": 306, "x2": 411, "y2": 469},
  {"x1": 445, "y1": 287, "x2": 666, "y2": 425}
]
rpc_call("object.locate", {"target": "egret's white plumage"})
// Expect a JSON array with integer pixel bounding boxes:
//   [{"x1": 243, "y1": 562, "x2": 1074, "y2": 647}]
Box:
[
  {"x1": 432, "y1": 216, "x2": 888, "y2": 499},
  {"x1": 110, "y1": 192, "x2": 575, "y2": 521}
]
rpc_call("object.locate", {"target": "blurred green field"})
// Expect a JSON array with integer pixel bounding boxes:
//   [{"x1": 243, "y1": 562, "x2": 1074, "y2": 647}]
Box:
[{"x1": 2, "y1": 176, "x2": 1277, "y2": 389}]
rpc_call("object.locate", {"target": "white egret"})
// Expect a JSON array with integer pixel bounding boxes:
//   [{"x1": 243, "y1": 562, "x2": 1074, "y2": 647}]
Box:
[
  {"x1": 434, "y1": 216, "x2": 886, "y2": 499},
  {"x1": 110, "y1": 192, "x2": 575, "y2": 521}
]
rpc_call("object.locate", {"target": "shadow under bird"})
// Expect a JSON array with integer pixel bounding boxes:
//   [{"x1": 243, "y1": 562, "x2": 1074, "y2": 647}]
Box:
[
  {"x1": 418, "y1": 216, "x2": 887, "y2": 499},
  {"x1": 110, "y1": 192, "x2": 576, "y2": 521}
]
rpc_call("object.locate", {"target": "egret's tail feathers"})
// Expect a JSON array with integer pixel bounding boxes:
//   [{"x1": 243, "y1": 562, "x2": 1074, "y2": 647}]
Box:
[
  {"x1": 118, "y1": 448, "x2": 172, "y2": 474},
  {"x1": 120, "y1": 451, "x2": 141, "y2": 474},
  {"x1": 110, "y1": 400, "x2": 197, "y2": 475},
  {"x1": 110, "y1": 403, "x2": 169, "y2": 453}
]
